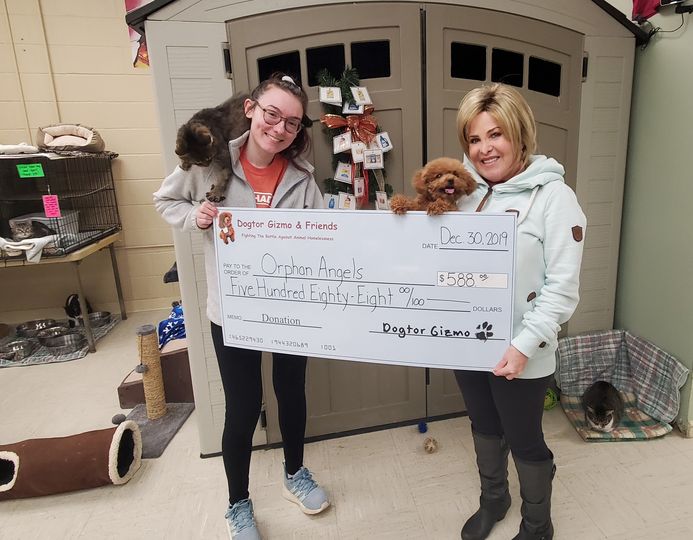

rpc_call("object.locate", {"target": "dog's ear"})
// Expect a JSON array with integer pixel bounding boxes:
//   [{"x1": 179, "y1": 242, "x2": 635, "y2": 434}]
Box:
[
  {"x1": 412, "y1": 168, "x2": 427, "y2": 194},
  {"x1": 459, "y1": 168, "x2": 477, "y2": 195}
]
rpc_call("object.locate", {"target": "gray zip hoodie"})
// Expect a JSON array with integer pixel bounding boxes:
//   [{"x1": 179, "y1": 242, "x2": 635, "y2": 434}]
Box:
[
  {"x1": 458, "y1": 155, "x2": 586, "y2": 378},
  {"x1": 153, "y1": 132, "x2": 324, "y2": 325}
]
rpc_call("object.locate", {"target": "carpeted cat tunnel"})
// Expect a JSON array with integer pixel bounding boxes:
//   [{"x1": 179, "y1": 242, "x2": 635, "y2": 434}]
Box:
[{"x1": 0, "y1": 420, "x2": 141, "y2": 500}]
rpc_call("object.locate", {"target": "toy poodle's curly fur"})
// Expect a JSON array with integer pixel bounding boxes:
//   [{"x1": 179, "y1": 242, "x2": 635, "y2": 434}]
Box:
[{"x1": 390, "y1": 157, "x2": 476, "y2": 215}]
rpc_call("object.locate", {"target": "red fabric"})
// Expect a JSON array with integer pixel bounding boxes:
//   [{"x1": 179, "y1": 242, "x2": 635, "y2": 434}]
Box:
[{"x1": 632, "y1": 0, "x2": 659, "y2": 21}]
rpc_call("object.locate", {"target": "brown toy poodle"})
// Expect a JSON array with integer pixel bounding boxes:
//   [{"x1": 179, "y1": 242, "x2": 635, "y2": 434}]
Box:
[{"x1": 390, "y1": 157, "x2": 476, "y2": 215}]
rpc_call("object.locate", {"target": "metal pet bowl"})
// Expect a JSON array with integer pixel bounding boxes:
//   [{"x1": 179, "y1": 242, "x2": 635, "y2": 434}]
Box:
[
  {"x1": 84, "y1": 311, "x2": 112, "y2": 327},
  {"x1": 16, "y1": 319, "x2": 57, "y2": 337},
  {"x1": 43, "y1": 331, "x2": 87, "y2": 356},
  {"x1": 36, "y1": 325, "x2": 70, "y2": 346},
  {"x1": 0, "y1": 338, "x2": 38, "y2": 361}
]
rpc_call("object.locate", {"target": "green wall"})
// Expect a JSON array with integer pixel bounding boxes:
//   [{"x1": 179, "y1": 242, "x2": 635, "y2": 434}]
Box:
[{"x1": 613, "y1": 6, "x2": 693, "y2": 432}]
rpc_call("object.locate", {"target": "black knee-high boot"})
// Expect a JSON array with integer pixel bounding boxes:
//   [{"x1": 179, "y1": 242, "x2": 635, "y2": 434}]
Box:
[
  {"x1": 512, "y1": 457, "x2": 555, "y2": 540},
  {"x1": 461, "y1": 432, "x2": 511, "y2": 540}
]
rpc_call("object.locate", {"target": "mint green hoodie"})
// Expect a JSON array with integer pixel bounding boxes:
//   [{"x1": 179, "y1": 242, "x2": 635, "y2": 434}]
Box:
[
  {"x1": 153, "y1": 132, "x2": 324, "y2": 325},
  {"x1": 458, "y1": 155, "x2": 586, "y2": 378}
]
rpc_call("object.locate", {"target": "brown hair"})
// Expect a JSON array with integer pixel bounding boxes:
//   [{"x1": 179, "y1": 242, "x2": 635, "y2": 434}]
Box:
[
  {"x1": 456, "y1": 83, "x2": 537, "y2": 171},
  {"x1": 249, "y1": 72, "x2": 312, "y2": 171}
]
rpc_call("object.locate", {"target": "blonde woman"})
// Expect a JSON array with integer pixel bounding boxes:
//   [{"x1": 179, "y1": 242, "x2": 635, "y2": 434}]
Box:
[{"x1": 454, "y1": 83, "x2": 586, "y2": 540}]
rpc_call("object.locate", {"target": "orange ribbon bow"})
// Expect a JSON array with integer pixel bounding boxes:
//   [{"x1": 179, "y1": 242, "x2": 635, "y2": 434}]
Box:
[{"x1": 320, "y1": 106, "x2": 377, "y2": 145}]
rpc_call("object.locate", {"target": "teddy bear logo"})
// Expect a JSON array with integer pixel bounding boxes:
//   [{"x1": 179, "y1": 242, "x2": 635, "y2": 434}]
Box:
[{"x1": 218, "y1": 212, "x2": 235, "y2": 244}]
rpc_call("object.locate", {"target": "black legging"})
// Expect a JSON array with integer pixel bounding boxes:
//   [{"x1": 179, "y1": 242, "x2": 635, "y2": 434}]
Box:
[
  {"x1": 211, "y1": 323, "x2": 307, "y2": 505},
  {"x1": 454, "y1": 370, "x2": 552, "y2": 462}
]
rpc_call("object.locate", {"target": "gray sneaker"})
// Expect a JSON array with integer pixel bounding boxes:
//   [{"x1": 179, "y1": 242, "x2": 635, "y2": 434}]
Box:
[
  {"x1": 225, "y1": 498, "x2": 261, "y2": 540},
  {"x1": 282, "y1": 465, "x2": 330, "y2": 515}
]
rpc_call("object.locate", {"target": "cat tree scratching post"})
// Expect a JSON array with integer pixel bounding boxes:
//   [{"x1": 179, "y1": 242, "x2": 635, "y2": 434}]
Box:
[
  {"x1": 126, "y1": 324, "x2": 194, "y2": 458},
  {"x1": 137, "y1": 324, "x2": 167, "y2": 420}
]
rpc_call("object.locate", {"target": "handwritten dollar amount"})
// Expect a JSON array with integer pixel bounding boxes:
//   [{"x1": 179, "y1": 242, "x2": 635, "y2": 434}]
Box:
[
  {"x1": 437, "y1": 272, "x2": 508, "y2": 289},
  {"x1": 398, "y1": 286, "x2": 425, "y2": 307}
]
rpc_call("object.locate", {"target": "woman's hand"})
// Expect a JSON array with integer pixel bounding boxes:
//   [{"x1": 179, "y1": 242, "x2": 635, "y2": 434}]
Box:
[
  {"x1": 196, "y1": 201, "x2": 218, "y2": 229},
  {"x1": 493, "y1": 346, "x2": 528, "y2": 380}
]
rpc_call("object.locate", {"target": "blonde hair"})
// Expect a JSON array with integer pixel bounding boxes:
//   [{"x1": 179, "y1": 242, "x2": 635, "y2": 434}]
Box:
[{"x1": 456, "y1": 83, "x2": 537, "y2": 170}]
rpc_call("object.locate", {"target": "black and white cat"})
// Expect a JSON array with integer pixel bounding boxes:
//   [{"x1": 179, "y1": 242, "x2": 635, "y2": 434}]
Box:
[{"x1": 582, "y1": 380, "x2": 624, "y2": 432}]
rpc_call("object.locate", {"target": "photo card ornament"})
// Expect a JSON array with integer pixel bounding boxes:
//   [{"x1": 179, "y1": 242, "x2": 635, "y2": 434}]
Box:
[
  {"x1": 375, "y1": 131, "x2": 393, "y2": 152},
  {"x1": 354, "y1": 176, "x2": 365, "y2": 198},
  {"x1": 319, "y1": 86, "x2": 342, "y2": 105},
  {"x1": 333, "y1": 131, "x2": 352, "y2": 154},
  {"x1": 363, "y1": 148, "x2": 384, "y2": 170},
  {"x1": 343, "y1": 101, "x2": 365, "y2": 115},
  {"x1": 323, "y1": 193, "x2": 338, "y2": 209},
  {"x1": 334, "y1": 161, "x2": 353, "y2": 184},
  {"x1": 338, "y1": 191, "x2": 355, "y2": 210},
  {"x1": 351, "y1": 141, "x2": 367, "y2": 163},
  {"x1": 375, "y1": 190, "x2": 389, "y2": 210},
  {"x1": 350, "y1": 86, "x2": 372, "y2": 105}
]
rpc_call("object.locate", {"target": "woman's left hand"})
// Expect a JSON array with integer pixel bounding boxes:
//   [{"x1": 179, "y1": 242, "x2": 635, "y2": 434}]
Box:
[{"x1": 493, "y1": 346, "x2": 528, "y2": 380}]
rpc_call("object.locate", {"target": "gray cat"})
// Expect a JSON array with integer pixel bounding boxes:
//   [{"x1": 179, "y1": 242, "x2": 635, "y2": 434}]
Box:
[
  {"x1": 11, "y1": 220, "x2": 56, "y2": 241},
  {"x1": 174, "y1": 93, "x2": 250, "y2": 203},
  {"x1": 582, "y1": 380, "x2": 624, "y2": 432}
]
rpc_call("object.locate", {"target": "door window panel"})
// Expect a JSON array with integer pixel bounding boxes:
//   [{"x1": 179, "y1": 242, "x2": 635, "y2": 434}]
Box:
[
  {"x1": 528, "y1": 56, "x2": 561, "y2": 97},
  {"x1": 351, "y1": 40, "x2": 391, "y2": 79},
  {"x1": 450, "y1": 42, "x2": 486, "y2": 80},
  {"x1": 491, "y1": 48, "x2": 523, "y2": 87},
  {"x1": 257, "y1": 51, "x2": 302, "y2": 84},
  {"x1": 307, "y1": 44, "x2": 346, "y2": 86}
]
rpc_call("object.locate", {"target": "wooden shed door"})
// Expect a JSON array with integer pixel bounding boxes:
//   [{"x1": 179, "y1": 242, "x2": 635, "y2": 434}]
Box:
[
  {"x1": 424, "y1": 5, "x2": 583, "y2": 415},
  {"x1": 228, "y1": 3, "x2": 426, "y2": 442},
  {"x1": 227, "y1": 3, "x2": 584, "y2": 436},
  {"x1": 425, "y1": 5, "x2": 583, "y2": 186}
]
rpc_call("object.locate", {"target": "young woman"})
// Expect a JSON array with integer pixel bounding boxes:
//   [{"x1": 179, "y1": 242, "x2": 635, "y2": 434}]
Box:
[
  {"x1": 454, "y1": 83, "x2": 586, "y2": 540},
  {"x1": 154, "y1": 73, "x2": 328, "y2": 540}
]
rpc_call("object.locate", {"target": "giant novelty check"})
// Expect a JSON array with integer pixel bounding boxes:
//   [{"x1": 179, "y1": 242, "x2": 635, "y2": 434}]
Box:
[{"x1": 214, "y1": 209, "x2": 516, "y2": 370}]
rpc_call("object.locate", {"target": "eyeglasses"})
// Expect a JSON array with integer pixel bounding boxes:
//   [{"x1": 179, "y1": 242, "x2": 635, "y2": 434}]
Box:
[{"x1": 254, "y1": 102, "x2": 303, "y2": 134}]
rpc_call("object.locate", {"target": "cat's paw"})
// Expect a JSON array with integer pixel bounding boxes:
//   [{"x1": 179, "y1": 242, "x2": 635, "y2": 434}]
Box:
[
  {"x1": 475, "y1": 321, "x2": 493, "y2": 342},
  {"x1": 205, "y1": 189, "x2": 226, "y2": 203}
]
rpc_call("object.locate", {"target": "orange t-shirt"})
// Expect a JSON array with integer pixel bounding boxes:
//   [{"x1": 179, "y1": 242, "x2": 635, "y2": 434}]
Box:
[{"x1": 239, "y1": 149, "x2": 288, "y2": 208}]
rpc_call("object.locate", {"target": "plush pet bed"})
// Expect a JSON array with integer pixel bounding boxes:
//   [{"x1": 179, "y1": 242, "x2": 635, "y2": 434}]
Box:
[
  {"x1": 555, "y1": 330, "x2": 689, "y2": 442},
  {"x1": 36, "y1": 124, "x2": 105, "y2": 152},
  {"x1": 560, "y1": 392, "x2": 672, "y2": 442}
]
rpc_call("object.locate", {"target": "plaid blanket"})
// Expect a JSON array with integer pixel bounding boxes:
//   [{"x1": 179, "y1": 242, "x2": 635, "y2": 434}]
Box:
[
  {"x1": 561, "y1": 392, "x2": 672, "y2": 441},
  {"x1": 555, "y1": 330, "x2": 689, "y2": 424}
]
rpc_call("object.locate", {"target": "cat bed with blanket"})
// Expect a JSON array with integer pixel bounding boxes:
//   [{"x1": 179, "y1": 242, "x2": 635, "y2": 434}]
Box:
[
  {"x1": 36, "y1": 124, "x2": 105, "y2": 153},
  {"x1": 555, "y1": 330, "x2": 689, "y2": 442}
]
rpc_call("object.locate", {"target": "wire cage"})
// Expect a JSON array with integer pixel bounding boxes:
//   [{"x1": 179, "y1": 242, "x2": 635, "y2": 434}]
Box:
[{"x1": 0, "y1": 153, "x2": 121, "y2": 260}]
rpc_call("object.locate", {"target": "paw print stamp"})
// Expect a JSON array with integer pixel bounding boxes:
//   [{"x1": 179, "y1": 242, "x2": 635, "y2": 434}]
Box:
[{"x1": 475, "y1": 322, "x2": 493, "y2": 342}]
